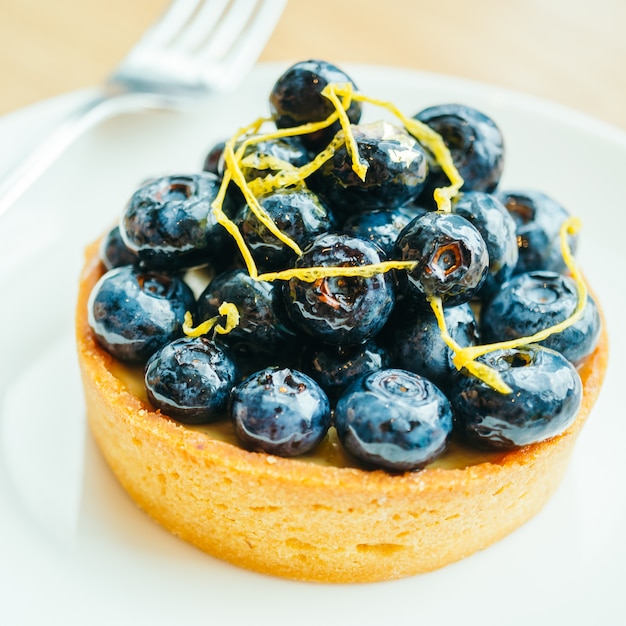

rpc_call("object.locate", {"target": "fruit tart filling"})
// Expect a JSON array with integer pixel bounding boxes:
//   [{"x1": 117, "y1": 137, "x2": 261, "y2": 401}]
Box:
[{"x1": 87, "y1": 60, "x2": 602, "y2": 473}]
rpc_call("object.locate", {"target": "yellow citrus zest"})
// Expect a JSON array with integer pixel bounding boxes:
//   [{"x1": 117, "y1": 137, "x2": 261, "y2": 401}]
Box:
[
  {"x1": 429, "y1": 296, "x2": 513, "y2": 394},
  {"x1": 206, "y1": 81, "x2": 587, "y2": 395},
  {"x1": 209, "y1": 81, "x2": 465, "y2": 284},
  {"x1": 221, "y1": 119, "x2": 304, "y2": 258},
  {"x1": 320, "y1": 82, "x2": 368, "y2": 181},
  {"x1": 331, "y1": 85, "x2": 464, "y2": 212},
  {"x1": 210, "y1": 174, "x2": 260, "y2": 279},
  {"x1": 429, "y1": 216, "x2": 587, "y2": 393},
  {"x1": 247, "y1": 132, "x2": 345, "y2": 198},
  {"x1": 258, "y1": 260, "x2": 419, "y2": 283},
  {"x1": 183, "y1": 302, "x2": 240, "y2": 338},
  {"x1": 239, "y1": 152, "x2": 298, "y2": 176}
]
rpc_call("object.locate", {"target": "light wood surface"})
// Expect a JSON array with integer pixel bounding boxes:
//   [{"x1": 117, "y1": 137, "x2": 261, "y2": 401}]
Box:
[{"x1": 0, "y1": 0, "x2": 624, "y2": 130}]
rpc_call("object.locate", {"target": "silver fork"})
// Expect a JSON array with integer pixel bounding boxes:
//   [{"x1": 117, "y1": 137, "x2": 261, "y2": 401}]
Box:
[{"x1": 0, "y1": 0, "x2": 285, "y2": 217}]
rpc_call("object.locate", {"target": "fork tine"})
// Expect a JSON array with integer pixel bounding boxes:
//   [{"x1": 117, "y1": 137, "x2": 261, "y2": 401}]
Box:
[
  {"x1": 194, "y1": 0, "x2": 261, "y2": 60},
  {"x1": 135, "y1": 0, "x2": 207, "y2": 49},
  {"x1": 117, "y1": 0, "x2": 286, "y2": 93},
  {"x1": 0, "y1": 0, "x2": 285, "y2": 215},
  {"x1": 168, "y1": 0, "x2": 231, "y2": 52},
  {"x1": 197, "y1": 0, "x2": 286, "y2": 89}
]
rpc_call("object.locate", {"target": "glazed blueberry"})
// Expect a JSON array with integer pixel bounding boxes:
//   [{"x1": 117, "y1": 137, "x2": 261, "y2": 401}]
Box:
[
  {"x1": 341, "y1": 203, "x2": 429, "y2": 258},
  {"x1": 230, "y1": 366, "x2": 331, "y2": 456},
  {"x1": 452, "y1": 191, "x2": 518, "y2": 300},
  {"x1": 197, "y1": 269, "x2": 299, "y2": 374},
  {"x1": 238, "y1": 187, "x2": 334, "y2": 271},
  {"x1": 414, "y1": 103, "x2": 504, "y2": 206},
  {"x1": 205, "y1": 137, "x2": 312, "y2": 217},
  {"x1": 450, "y1": 345, "x2": 582, "y2": 449},
  {"x1": 496, "y1": 189, "x2": 578, "y2": 275},
  {"x1": 481, "y1": 271, "x2": 601, "y2": 365},
  {"x1": 236, "y1": 136, "x2": 309, "y2": 181},
  {"x1": 120, "y1": 173, "x2": 231, "y2": 271},
  {"x1": 303, "y1": 340, "x2": 390, "y2": 403},
  {"x1": 394, "y1": 211, "x2": 489, "y2": 308},
  {"x1": 145, "y1": 337, "x2": 238, "y2": 424},
  {"x1": 282, "y1": 233, "x2": 395, "y2": 345},
  {"x1": 269, "y1": 59, "x2": 362, "y2": 150},
  {"x1": 99, "y1": 224, "x2": 139, "y2": 270},
  {"x1": 309, "y1": 121, "x2": 428, "y2": 215},
  {"x1": 202, "y1": 140, "x2": 226, "y2": 175},
  {"x1": 386, "y1": 302, "x2": 479, "y2": 390},
  {"x1": 334, "y1": 369, "x2": 453, "y2": 472},
  {"x1": 88, "y1": 265, "x2": 196, "y2": 364}
]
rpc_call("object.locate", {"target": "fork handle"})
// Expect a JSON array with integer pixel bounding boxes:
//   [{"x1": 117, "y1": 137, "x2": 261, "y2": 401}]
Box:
[{"x1": 0, "y1": 87, "x2": 158, "y2": 219}]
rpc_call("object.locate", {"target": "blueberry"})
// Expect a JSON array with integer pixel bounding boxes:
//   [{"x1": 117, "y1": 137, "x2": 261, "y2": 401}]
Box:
[
  {"x1": 99, "y1": 224, "x2": 139, "y2": 270},
  {"x1": 413, "y1": 103, "x2": 504, "y2": 206},
  {"x1": 496, "y1": 189, "x2": 578, "y2": 275},
  {"x1": 480, "y1": 271, "x2": 601, "y2": 365},
  {"x1": 230, "y1": 366, "x2": 331, "y2": 456},
  {"x1": 308, "y1": 121, "x2": 428, "y2": 216},
  {"x1": 208, "y1": 134, "x2": 310, "y2": 180},
  {"x1": 334, "y1": 369, "x2": 453, "y2": 472},
  {"x1": 303, "y1": 340, "x2": 390, "y2": 403},
  {"x1": 120, "y1": 173, "x2": 232, "y2": 271},
  {"x1": 238, "y1": 187, "x2": 334, "y2": 272},
  {"x1": 282, "y1": 233, "x2": 395, "y2": 345},
  {"x1": 202, "y1": 140, "x2": 226, "y2": 175},
  {"x1": 197, "y1": 269, "x2": 299, "y2": 374},
  {"x1": 201, "y1": 139, "x2": 249, "y2": 213},
  {"x1": 237, "y1": 136, "x2": 309, "y2": 181},
  {"x1": 269, "y1": 59, "x2": 362, "y2": 151},
  {"x1": 394, "y1": 211, "x2": 489, "y2": 308},
  {"x1": 452, "y1": 191, "x2": 518, "y2": 300},
  {"x1": 341, "y1": 203, "x2": 429, "y2": 258},
  {"x1": 450, "y1": 345, "x2": 582, "y2": 449},
  {"x1": 145, "y1": 336, "x2": 238, "y2": 424},
  {"x1": 88, "y1": 265, "x2": 196, "y2": 364},
  {"x1": 386, "y1": 302, "x2": 479, "y2": 390},
  {"x1": 205, "y1": 137, "x2": 313, "y2": 221}
]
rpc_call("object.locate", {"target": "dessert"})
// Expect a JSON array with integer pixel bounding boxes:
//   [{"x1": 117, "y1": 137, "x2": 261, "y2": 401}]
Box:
[{"x1": 76, "y1": 60, "x2": 608, "y2": 583}]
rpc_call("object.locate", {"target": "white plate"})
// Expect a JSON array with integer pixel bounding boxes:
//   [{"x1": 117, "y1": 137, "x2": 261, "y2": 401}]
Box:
[{"x1": 0, "y1": 63, "x2": 624, "y2": 625}]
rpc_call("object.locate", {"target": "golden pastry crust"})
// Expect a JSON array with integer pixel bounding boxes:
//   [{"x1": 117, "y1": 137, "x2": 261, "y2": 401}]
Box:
[{"x1": 76, "y1": 242, "x2": 609, "y2": 583}]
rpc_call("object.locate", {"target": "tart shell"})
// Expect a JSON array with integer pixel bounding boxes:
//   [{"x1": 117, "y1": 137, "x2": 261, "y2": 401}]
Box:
[{"x1": 76, "y1": 242, "x2": 609, "y2": 583}]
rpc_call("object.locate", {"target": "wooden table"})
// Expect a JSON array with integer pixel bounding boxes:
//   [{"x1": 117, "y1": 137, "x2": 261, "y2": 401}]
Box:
[{"x1": 0, "y1": 0, "x2": 624, "y2": 130}]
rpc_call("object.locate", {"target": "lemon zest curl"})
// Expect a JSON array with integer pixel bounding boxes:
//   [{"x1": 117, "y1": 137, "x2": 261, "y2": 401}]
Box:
[
  {"x1": 430, "y1": 216, "x2": 587, "y2": 393},
  {"x1": 258, "y1": 260, "x2": 418, "y2": 283},
  {"x1": 328, "y1": 83, "x2": 464, "y2": 212},
  {"x1": 209, "y1": 81, "x2": 464, "y2": 283},
  {"x1": 208, "y1": 79, "x2": 588, "y2": 395},
  {"x1": 183, "y1": 302, "x2": 240, "y2": 338}
]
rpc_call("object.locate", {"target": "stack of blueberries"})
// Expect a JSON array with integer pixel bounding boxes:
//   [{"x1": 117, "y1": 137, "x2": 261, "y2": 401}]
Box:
[{"x1": 88, "y1": 60, "x2": 601, "y2": 472}]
